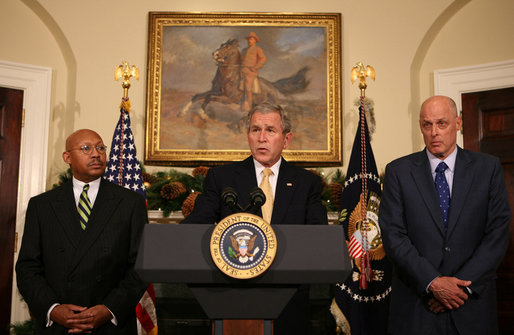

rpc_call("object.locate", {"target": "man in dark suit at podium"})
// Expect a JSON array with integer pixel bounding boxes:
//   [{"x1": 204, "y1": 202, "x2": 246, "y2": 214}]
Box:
[{"x1": 183, "y1": 102, "x2": 327, "y2": 334}]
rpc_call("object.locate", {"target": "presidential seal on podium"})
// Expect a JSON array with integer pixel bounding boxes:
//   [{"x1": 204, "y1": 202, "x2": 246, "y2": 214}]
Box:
[{"x1": 210, "y1": 213, "x2": 277, "y2": 279}]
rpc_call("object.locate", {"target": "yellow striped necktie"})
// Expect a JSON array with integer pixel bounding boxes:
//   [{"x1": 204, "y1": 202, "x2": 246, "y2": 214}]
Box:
[
  {"x1": 259, "y1": 168, "x2": 274, "y2": 223},
  {"x1": 78, "y1": 184, "x2": 92, "y2": 230}
]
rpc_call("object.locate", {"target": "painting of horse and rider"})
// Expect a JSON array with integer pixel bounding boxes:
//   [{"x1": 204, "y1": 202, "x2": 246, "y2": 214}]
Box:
[{"x1": 146, "y1": 13, "x2": 341, "y2": 165}]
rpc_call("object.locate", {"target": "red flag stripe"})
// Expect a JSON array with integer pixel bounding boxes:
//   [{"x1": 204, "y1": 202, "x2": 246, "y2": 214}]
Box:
[{"x1": 136, "y1": 301, "x2": 156, "y2": 332}]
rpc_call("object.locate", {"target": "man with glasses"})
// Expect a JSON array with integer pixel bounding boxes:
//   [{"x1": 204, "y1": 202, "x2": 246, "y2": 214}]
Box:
[
  {"x1": 16, "y1": 129, "x2": 148, "y2": 334},
  {"x1": 379, "y1": 96, "x2": 510, "y2": 334}
]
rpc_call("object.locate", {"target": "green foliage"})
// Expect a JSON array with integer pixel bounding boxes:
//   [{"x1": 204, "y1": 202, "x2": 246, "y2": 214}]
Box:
[
  {"x1": 321, "y1": 190, "x2": 333, "y2": 211},
  {"x1": 330, "y1": 168, "x2": 346, "y2": 185},
  {"x1": 53, "y1": 165, "x2": 392, "y2": 217},
  {"x1": 9, "y1": 319, "x2": 34, "y2": 335},
  {"x1": 318, "y1": 168, "x2": 346, "y2": 212},
  {"x1": 338, "y1": 208, "x2": 348, "y2": 224},
  {"x1": 145, "y1": 169, "x2": 205, "y2": 217},
  {"x1": 228, "y1": 246, "x2": 237, "y2": 259},
  {"x1": 52, "y1": 168, "x2": 73, "y2": 189}
]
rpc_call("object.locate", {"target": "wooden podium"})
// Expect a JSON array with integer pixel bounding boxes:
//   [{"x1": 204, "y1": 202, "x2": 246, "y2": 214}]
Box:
[{"x1": 135, "y1": 224, "x2": 351, "y2": 334}]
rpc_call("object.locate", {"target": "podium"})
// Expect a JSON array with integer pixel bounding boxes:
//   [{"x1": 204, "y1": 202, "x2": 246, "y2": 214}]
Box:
[{"x1": 135, "y1": 224, "x2": 351, "y2": 334}]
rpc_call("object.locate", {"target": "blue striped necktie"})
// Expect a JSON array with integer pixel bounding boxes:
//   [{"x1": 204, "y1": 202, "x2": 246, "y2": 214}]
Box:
[
  {"x1": 435, "y1": 162, "x2": 450, "y2": 230},
  {"x1": 78, "y1": 184, "x2": 92, "y2": 230}
]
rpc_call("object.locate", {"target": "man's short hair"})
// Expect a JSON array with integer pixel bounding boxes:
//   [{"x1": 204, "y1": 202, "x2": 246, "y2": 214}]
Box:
[{"x1": 245, "y1": 102, "x2": 292, "y2": 134}]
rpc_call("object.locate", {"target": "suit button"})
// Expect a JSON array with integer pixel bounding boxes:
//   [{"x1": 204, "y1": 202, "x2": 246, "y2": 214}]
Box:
[{"x1": 444, "y1": 246, "x2": 451, "y2": 252}]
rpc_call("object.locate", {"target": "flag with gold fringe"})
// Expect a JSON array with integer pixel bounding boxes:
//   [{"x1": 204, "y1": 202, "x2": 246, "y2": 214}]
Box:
[
  {"x1": 104, "y1": 97, "x2": 158, "y2": 335},
  {"x1": 330, "y1": 100, "x2": 391, "y2": 335}
]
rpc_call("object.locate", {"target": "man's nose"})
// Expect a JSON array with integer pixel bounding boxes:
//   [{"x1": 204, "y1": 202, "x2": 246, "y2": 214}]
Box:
[
  {"x1": 258, "y1": 130, "x2": 267, "y2": 141},
  {"x1": 91, "y1": 147, "x2": 103, "y2": 156},
  {"x1": 430, "y1": 124, "x2": 439, "y2": 136}
]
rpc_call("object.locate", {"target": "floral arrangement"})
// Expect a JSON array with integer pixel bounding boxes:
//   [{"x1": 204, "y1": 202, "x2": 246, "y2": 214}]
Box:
[
  {"x1": 53, "y1": 165, "x2": 349, "y2": 217},
  {"x1": 142, "y1": 166, "x2": 208, "y2": 217},
  {"x1": 309, "y1": 168, "x2": 346, "y2": 212},
  {"x1": 142, "y1": 166, "x2": 346, "y2": 215}
]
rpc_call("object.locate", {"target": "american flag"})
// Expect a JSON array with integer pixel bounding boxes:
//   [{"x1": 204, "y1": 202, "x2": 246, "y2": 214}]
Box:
[
  {"x1": 104, "y1": 98, "x2": 144, "y2": 194},
  {"x1": 331, "y1": 103, "x2": 391, "y2": 335},
  {"x1": 348, "y1": 231, "x2": 364, "y2": 259},
  {"x1": 104, "y1": 97, "x2": 158, "y2": 335}
]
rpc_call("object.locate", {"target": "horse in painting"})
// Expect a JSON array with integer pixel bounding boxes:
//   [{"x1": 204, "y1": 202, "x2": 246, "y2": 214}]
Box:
[{"x1": 179, "y1": 38, "x2": 309, "y2": 130}]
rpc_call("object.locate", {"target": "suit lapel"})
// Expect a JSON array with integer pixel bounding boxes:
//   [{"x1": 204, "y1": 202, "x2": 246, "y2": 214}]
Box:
[
  {"x1": 234, "y1": 157, "x2": 258, "y2": 209},
  {"x1": 51, "y1": 181, "x2": 82, "y2": 249},
  {"x1": 446, "y1": 147, "x2": 474, "y2": 236},
  {"x1": 272, "y1": 159, "x2": 296, "y2": 225},
  {"x1": 68, "y1": 179, "x2": 121, "y2": 273},
  {"x1": 410, "y1": 150, "x2": 446, "y2": 234}
]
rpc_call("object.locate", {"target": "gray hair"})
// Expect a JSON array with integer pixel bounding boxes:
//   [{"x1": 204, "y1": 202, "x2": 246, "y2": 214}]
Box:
[{"x1": 244, "y1": 102, "x2": 292, "y2": 134}]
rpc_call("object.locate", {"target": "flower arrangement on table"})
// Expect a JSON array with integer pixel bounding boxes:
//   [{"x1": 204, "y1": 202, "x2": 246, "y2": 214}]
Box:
[
  {"x1": 143, "y1": 166, "x2": 209, "y2": 217},
  {"x1": 53, "y1": 165, "x2": 348, "y2": 218}
]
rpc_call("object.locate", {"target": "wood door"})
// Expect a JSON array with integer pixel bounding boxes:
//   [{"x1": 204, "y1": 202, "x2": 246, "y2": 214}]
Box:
[
  {"x1": 462, "y1": 87, "x2": 514, "y2": 335},
  {"x1": 0, "y1": 87, "x2": 23, "y2": 334}
]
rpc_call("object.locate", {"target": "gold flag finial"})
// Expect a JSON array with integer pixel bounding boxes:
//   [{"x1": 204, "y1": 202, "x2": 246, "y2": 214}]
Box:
[
  {"x1": 115, "y1": 61, "x2": 139, "y2": 98},
  {"x1": 350, "y1": 62, "x2": 375, "y2": 97}
]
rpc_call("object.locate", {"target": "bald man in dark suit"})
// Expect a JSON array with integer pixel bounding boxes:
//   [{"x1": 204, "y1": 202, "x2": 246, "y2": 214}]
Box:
[
  {"x1": 379, "y1": 96, "x2": 511, "y2": 334},
  {"x1": 16, "y1": 129, "x2": 147, "y2": 334}
]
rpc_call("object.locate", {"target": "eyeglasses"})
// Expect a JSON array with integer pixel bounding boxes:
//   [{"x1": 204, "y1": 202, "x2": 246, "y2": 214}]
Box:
[{"x1": 68, "y1": 145, "x2": 108, "y2": 155}]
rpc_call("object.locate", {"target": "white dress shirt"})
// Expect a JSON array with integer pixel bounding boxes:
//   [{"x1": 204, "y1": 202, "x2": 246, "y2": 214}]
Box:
[
  {"x1": 427, "y1": 147, "x2": 457, "y2": 195},
  {"x1": 253, "y1": 158, "x2": 281, "y2": 197}
]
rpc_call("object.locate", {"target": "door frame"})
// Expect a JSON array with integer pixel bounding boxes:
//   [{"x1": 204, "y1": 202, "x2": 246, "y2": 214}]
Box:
[
  {"x1": 0, "y1": 60, "x2": 52, "y2": 323},
  {"x1": 433, "y1": 59, "x2": 514, "y2": 146}
]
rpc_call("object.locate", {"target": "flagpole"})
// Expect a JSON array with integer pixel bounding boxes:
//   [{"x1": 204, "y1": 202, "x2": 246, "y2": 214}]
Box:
[
  {"x1": 332, "y1": 63, "x2": 391, "y2": 334},
  {"x1": 114, "y1": 62, "x2": 139, "y2": 185},
  {"x1": 350, "y1": 62, "x2": 375, "y2": 289},
  {"x1": 109, "y1": 62, "x2": 158, "y2": 335}
]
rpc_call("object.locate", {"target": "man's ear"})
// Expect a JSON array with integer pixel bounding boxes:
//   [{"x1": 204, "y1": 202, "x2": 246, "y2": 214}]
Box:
[
  {"x1": 62, "y1": 151, "x2": 71, "y2": 164},
  {"x1": 456, "y1": 115, "x2": 463, "y2": 132},
  {"x1": 283, "y1": 132, "x2": 293, "y2": 150}
]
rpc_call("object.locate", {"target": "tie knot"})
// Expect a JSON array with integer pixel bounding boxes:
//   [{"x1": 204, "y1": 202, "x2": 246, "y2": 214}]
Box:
[
  {"x1": 435, "y1": 162, "x2": 448, "y2": 173},
  {"x1": 83, "y1": 184, "x2": 90, "y2": 192},
  {"x1": 263, "y1": 168, "x2": 273, "y2": 177}
]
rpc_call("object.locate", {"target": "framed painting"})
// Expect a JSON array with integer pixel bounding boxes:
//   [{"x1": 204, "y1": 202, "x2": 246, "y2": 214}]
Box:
[{"x1": 145, "y1": 12, "x2": 342, "y2": 166}]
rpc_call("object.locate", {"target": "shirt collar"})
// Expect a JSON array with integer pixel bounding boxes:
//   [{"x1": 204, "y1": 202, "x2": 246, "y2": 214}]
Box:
[
  {"x1": 73, "y1": 176, "x2": 101, "y2": 188},
  {"x1": 426, "y1": 146, "x2": 457, "y2": 173},
  {"x1": 253, "y1": 157, "x2": 281, "y2": 177},
  {"x1": 72, "y1": 176, "x2": 102, "y2": 200}
]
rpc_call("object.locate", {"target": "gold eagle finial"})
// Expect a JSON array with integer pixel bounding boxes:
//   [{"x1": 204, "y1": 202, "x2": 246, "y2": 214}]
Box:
[
  {"x1": 351, "y1": 62, "x2": 375, "y2": 97},
  {"x1": 115, "y1": 61, "x2": 139, "y2": 98}
]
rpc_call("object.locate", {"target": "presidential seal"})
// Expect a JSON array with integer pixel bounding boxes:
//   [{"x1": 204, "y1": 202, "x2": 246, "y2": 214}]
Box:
[{"x1": 210, "y1": 213, "x2": 277, "y2": 279}]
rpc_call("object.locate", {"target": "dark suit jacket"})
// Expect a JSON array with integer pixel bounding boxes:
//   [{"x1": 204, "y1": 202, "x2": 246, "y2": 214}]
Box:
[
  {"x1": 182, "y1": 156, "x2": 327, "y2": 334},
  {"x1": 379, "y1": 147, "x2": 511, "y2": 335},
  {"x1": 182, "y1": 156, "x2": 327, "y2": 225},
  {"x1": 16, "y1": 178, "x2": 148, "y2": 334}
]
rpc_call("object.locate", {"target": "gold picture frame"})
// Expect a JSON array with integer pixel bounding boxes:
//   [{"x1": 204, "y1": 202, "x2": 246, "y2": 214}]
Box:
[{"x1": 145, "y1": 12, "x2": 342, "y2": 166}]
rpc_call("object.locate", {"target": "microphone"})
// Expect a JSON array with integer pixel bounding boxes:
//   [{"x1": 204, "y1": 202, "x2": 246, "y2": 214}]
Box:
[
  {"x1": 248, "y1": 187, "x2": 266, "y2": 210},
  {"x1": 222, "y1": 187, "x2": 243, "y2": 212}
]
